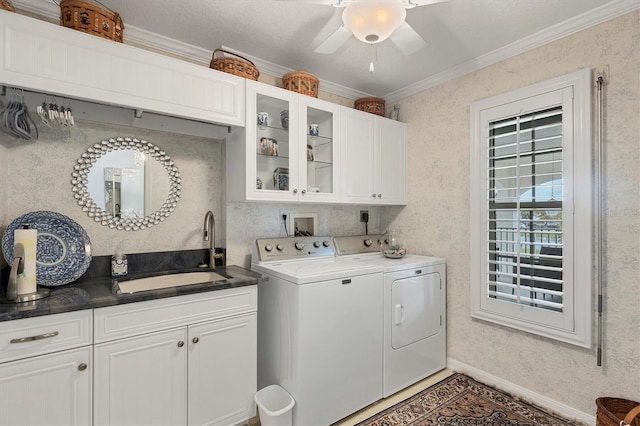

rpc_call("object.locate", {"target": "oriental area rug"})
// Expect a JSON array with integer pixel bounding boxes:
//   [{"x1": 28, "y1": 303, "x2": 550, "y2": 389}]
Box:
[{"x1": 356, "y1": 373, "x2": 584, "y2": 426}]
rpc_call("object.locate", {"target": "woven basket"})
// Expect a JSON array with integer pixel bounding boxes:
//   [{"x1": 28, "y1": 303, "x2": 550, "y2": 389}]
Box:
[
  {"x1": 596, "y1": 398, "x2": 640, "y2": 426},
  {"x1": 282, "y1": 71, "x2": 319, "y2": 98},
  {"x1": 355, "y1": 97, "x2": 385, "y2": 116},
  {"x1": 60, "y1": 0, "x2": 123, "y2": 42},
  {"x1": 1, "y1": 0, "x2": 15, "y2": 12},
  {"x1": 210, "y1": 49, "x2": 259, "y2": 81}
]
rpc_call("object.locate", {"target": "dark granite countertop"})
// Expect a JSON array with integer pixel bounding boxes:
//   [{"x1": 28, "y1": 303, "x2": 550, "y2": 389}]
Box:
[{"x1": 0, "y1": 249, "x2": 263, "y2": 323}]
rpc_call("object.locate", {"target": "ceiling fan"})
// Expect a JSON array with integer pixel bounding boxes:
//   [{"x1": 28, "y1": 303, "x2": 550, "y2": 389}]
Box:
[{"x1": 286, "y1": 0, "x2": 448, "y2": 55}]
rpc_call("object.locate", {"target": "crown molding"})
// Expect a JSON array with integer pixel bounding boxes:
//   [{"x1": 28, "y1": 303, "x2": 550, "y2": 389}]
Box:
[
  {"x1": 11, "y1": 0, "x2": 638, "y2": 103},
  {"x1": 384, "y1": 0, "x2": 640, "y2": 102}
]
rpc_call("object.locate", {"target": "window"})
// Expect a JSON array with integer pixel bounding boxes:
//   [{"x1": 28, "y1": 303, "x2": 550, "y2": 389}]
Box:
[{"x1": 470, "y1": 69, "x2": 592, "y2": 348}]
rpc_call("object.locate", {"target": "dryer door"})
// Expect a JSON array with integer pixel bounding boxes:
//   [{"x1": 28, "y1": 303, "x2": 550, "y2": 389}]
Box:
[{"x1": 391, "y1": 272, "x2": 441, "y2": 349}]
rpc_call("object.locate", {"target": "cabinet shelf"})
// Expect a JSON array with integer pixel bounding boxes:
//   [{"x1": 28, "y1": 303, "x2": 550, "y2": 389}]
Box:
[
  {"x1": 307, "y1": 159, "x2": 333, "y2": 169},
  {"x1": 307, "y1": 135, "x2": 332, "y2": 146},
  {"x1": 258, "y1": 124, "x2": 288, "y2": 133},
  {"x1": 257, "y1": 153, "x2": 289, "y2": 162}
]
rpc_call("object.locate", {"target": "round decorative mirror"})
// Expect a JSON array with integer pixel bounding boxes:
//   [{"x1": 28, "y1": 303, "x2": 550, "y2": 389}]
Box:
[{"x1": 72, "y1": 137, "x2": 181, "y2": 231}]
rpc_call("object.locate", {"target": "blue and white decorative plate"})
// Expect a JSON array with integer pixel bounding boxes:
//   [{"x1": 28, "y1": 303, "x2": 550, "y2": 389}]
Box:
[{"x1": 1, "y1": 211, "x2": 92, "y2": 287}]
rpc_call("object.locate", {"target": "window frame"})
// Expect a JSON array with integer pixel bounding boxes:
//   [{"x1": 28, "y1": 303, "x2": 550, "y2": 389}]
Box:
[{"x1": 470, "y1": 69, "x2": 593, "y2": 348}]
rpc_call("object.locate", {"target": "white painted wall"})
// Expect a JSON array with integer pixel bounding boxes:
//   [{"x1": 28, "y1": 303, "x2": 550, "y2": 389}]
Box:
[{"x1": 383, "y1": 11, "x2": 639, "y2": 417}]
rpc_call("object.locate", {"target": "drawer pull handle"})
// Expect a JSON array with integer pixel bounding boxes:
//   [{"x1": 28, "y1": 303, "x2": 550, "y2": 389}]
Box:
[
  {"x1": 192, "y1": 337, "x2": 199, "y2": 344},
  {"x1": 10, "y1": 331, "x2": 59, "y2": 344},
  {"x1": 78, "y1": 363, "x2": 88, "y2": 371},
  {"x1": 177, "y1": 340, "x2": 185, "y2": 348}
]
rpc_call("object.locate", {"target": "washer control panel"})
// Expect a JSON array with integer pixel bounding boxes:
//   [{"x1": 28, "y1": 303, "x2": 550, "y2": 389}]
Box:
[{"x1": 255, "y1": 236, "x2": 335, "y2": 262}]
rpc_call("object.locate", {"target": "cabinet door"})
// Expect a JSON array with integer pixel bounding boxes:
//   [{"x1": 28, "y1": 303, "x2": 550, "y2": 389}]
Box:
[
  {"x1": 94, "y1": 328, "x2": 188, "y2": 426},
  {"x1": 341, "y1": 107, "x2": 377, "y2": 203},
  {"x1": 188, "y1": 313, "x2": 257, "y2": 426},
  {"x1": 377, "y1": 118, "x2": 407, "y2": 205},
  {"x1": 0, "y1": 11, "x2": 244, "y2": 126},
  {"x1": 245, "y1": 80, "x2": 300, "y2": 201},
  {"x1": 298, "y1": 97, "x2": 341, "y2": 202},
  {"x1": 0, "y1": 347, "x2": 92, "y2": 426}
]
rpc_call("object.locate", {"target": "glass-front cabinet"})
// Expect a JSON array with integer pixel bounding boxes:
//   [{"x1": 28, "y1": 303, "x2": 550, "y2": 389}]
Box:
[
  {"x1": 228, "y1": 80, "x2": 339, "y2": 202},
  {"x1": 298, "y1": 95, "x2": 340, "y2": 202}
]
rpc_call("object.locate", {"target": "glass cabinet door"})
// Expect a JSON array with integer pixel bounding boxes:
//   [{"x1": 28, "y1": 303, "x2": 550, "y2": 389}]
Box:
[
  {"x1": 299, "y1": 97, "x2": 340, "y2": 202},
  {"x1": 248, "y1": 81, "x2": 299, "y2": 200}
]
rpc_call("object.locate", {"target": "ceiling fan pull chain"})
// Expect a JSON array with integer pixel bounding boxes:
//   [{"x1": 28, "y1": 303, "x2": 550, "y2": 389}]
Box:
[{"x1": 369, "y1": 44, "x2": 377, "y2": 74}]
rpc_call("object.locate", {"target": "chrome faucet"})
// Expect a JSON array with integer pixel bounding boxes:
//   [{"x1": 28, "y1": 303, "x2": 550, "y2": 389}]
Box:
[{"x1": 203, "y1": 211, "x2": 223, "y2": 269}]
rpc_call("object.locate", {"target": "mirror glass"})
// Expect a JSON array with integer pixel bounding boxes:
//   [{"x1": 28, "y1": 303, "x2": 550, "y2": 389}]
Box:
[{"x1": 72, "y1": 137, "x2": 181, "y2": 231}]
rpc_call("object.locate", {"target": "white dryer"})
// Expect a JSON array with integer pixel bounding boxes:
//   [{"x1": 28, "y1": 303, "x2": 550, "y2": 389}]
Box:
[{"x1": 334, "y1": 234, "x2": 446, "y2": 397}]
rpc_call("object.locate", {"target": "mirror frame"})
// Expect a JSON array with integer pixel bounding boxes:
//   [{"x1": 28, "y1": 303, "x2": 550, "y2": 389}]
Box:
[{"x1": 72, "y1": 137, "x2": 182, "y2": 231}]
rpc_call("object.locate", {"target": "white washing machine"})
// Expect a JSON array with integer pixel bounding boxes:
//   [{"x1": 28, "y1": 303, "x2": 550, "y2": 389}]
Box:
[
  {"x1": 251, "y1": 236, "x2": 384, "y2": 426},
  {"x1": 334, "y1": 234, "x2": 447, "y2": 397}
]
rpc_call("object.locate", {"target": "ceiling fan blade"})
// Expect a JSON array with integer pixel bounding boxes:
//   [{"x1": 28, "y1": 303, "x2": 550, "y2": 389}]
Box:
[
  {"x1": 276, "y1": 0, "x2": 348, "y2": 5},
  {"x1": 315, "y1": 26, "x2": 352, "y2": 54},
  {"x1": 389, "y1": 21, "x2": 427, "y2": 55},
  {"x1": 403, "y1": 0, "x2": 449, "y2": 7}
]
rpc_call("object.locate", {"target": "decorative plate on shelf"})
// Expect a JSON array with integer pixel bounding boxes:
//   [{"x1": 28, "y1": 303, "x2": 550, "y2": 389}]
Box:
[{"x1": 1, "y1": 211, "x2": 92, "y2": 287}]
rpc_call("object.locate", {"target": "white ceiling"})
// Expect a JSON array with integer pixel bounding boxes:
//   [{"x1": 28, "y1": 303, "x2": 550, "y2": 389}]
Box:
[{"x1": 14, "y1": 0, "x2": 638, "y2": 100}]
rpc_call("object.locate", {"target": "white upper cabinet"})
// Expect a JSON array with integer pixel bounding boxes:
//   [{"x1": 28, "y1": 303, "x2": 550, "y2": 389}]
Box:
[
  {"x1": 341, "y1": 108, "x2": 407, "y2": 205},
  {"x1": 227, "y1": 80, "x2": 340, "y2": 203},
  {"x1": 0, "y1": 10, "x2": 244, "y2": 126}
]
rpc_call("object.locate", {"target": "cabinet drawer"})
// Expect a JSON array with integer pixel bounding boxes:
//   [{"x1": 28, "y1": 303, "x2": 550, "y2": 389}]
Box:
[
  {"x1": 0, "y1": 310, "x2": 93, "y2": 363},
  {"x1": 94, "y1": 286, "x2": 257, "y2": 343}
]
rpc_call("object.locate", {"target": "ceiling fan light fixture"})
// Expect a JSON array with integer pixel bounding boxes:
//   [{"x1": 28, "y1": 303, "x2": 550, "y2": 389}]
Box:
[{"x1": 343, "y1": 0, "x2": 406, "y2": 45}]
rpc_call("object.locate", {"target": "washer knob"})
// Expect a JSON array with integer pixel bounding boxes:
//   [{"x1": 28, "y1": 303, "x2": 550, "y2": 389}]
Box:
[
  {"x1": 322, "y1": 240, "x2": 330, "y2": 247},
  {"x1": 364, "y1": 239, "x2": 373, "y2": 247},
  {"x1": 295, "y1": 241, "x2": 305, "y2": 251},
  {"x1": 264, "y1": 244, "x2": 273, "y2": 252},
  {"x1": 313, "y1": 241, "x2": 321, "y2": 248},
  {"x1": 276, "y1": 244, "x2": 284, "y2": 251}
]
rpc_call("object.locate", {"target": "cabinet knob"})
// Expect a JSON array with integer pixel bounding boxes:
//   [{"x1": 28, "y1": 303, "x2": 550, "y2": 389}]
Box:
[
  {"x1": 192, "y1": 337, "x2": 199, "y2": 344},
  {"x1": 293, "y1": 189, "x2": 298, "y2": 194},
  {"x1": 177, "y1": 341, "x2": 185, "y2": 348},
  {"x1": 301, "y1": 189, "x2": 306, "y2": 195},
  {"x1": 377, "y1": 194, "x2": 382, "y2": 198},
  {"x1": 78, "y1": 363, "x2": 88, "y2": 371},
  {"x1": 372, "y1": 193, "x2": 376, "y2": 198}
]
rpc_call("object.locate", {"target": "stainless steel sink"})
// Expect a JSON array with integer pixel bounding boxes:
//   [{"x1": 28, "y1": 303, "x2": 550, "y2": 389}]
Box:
[{"x1": 116, "y1": 271, "x2": 228, "y2": 294}]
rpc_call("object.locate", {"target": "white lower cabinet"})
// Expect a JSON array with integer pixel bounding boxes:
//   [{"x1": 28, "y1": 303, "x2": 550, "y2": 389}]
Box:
[
  {"x1": 94, "y1": 314, "x2": 257, "y2": 426},
  {"x1": 93, "y1": 328, "x2": 188, "y2": 426},
  {"x1": 0, "y1": 310, "x2": 93, "y2": 426},
  {"x1": 0, "y1": 347, "x2": 92, "y2": 426},
  {"x1": 93, "y1": 287, "x2": 258, "y2": 426},
  {"x1": 188, "y1": 314, "x2": 257, "y2": 426}
]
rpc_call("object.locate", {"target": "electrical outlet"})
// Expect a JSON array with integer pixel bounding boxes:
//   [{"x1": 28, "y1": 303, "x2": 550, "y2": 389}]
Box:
[
  {"x1": 279, "y1": 209, "x2": 290, "y2": 222},
  {"x1": 360, "y1": 210, "x2": 369, "y2": 223}
]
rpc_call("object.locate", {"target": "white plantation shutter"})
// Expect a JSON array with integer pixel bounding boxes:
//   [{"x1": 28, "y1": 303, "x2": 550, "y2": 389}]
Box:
[
  {"x1": 470, "y1": 69, "x2": 592, "y2": 348},
  {"x1": 488, "y1": 106, "x2": 564, "y2": 311}
]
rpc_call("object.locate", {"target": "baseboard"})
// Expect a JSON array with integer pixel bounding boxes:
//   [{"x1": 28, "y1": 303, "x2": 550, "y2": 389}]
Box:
[{"x1": 446, "y1": 358, "x2": 596, "y2": 426}]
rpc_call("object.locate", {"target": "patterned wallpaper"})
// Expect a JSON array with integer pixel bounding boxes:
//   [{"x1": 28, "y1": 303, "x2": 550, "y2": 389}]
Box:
[
  {"x1": 384, "y1": 11, "x2": 639, "y2": 417},
  {"x1": 0, "y1": 122, "x2": 226, "y2": 259}
]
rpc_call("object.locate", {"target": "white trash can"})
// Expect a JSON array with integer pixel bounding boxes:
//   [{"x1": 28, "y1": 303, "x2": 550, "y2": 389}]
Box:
[{"x1": 254, "y1": 385, "x2": 295, "y2": 426}]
